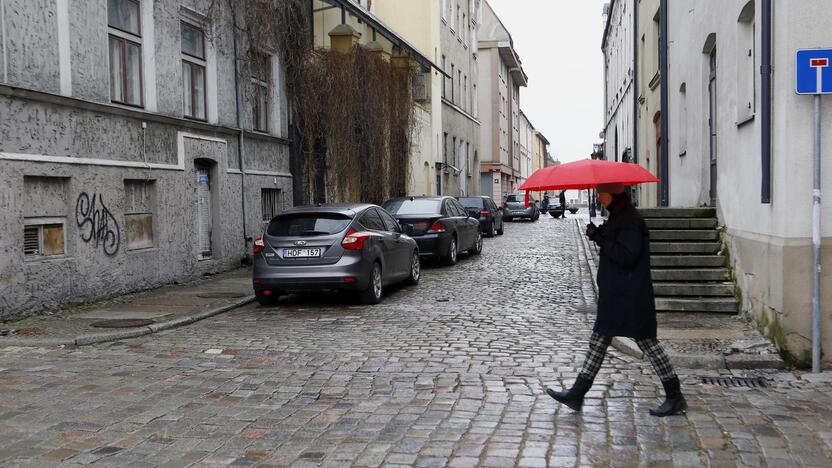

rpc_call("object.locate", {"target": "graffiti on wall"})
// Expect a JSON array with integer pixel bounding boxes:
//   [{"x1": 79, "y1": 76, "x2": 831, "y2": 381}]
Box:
[{"x1": 76, "y1": 192, "x2": 120, "y2": 256}]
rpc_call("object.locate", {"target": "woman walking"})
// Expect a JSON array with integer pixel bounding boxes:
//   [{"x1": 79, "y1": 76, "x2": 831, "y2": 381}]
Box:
[{"x1": 547, "y1": 182, "x2": 687, "y2": 417}]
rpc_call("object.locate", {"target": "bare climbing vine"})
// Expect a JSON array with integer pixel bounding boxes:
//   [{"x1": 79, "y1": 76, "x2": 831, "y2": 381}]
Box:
[{"x1": 209, "y1": 0, "x2": 415, "y2": 205}]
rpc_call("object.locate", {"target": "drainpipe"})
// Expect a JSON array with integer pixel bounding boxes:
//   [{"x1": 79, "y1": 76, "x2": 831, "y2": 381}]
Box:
[
  {"x1": 1, "y1": 0, "x2": 7, "y2": 83},
  {"x1": 632, "y1": 0, "x2": 638, "y2": 168},
  {"x1": 659, "y1": 0, "x2": 669, "y2": 207},
  {"x1": 230, "y1": 1, "x2": 249, "y2": 252},
  {"x1": 761, "y1": 0, "x2": 772, "y2": 203}
]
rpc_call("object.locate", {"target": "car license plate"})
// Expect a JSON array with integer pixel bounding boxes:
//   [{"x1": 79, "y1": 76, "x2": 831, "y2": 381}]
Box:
[{"x1": 283, "y1": 248, "x2": 322, "y2": 258}]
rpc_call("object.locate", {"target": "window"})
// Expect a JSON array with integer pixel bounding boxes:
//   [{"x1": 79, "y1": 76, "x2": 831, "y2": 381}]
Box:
[
  {"x1": 124, "y1": 180, "x2": 155, "y2": 251},
  {"x1": 181, "y1": 21, "x2": 206, "y2": 120},
  {"x1": 450, "y1": 64, "x2": 455, "y2": 102},
  {"x1": 108, "y1": 0, "x2": 142, "y2": 107},
  {"x1": 452, "y1": 137, "x2": 457, "y2": 168},
  {"x1": 359, "y1": 209, "x2": 385, "y2": 231},
  {"x1": 466, "y1": 143, "x2": 472, "y2": 174},
  {"x1": 267, "y1": 213, "x2": 351, "y2": 236},
  {"x1": 378, "y1": 209, "x2": 401, "y2": 233},
  {"x1": 23, "y1": 219, "x2": 65, "y2": 258},
  {"x1": 441, "y1": 55, "x2": 447, "y2": 98},
  {"x1": 737, "y1": 1, "x2": 755, "y2": 122},
  {"x1": 472, "y1": 150, "x2": 477, "y2": 174},
  {"x1": 443, "y1": 132, "x2": 449, "y2": 164},
  {"x1": 458, "y1": 70, "x2": 462, "y2": 106},
  {"x1": 463, "y1": 75, "x2": 468, "y2": 111},
  {"x1": 261, "y1": 188, "x2": 282, "y2": 221},
  {"x1": 462, "y1": 13, "x2": 466, "y2": 42},
  {"x1": 456, "y1": 4, "x2": 461, "y2": 34},
  {"x1": 473, "y1": 84, "x2": 478, "y2": 117},
  {"x1": 251, "y1": 51, "x2": 271, "y2": 132}
]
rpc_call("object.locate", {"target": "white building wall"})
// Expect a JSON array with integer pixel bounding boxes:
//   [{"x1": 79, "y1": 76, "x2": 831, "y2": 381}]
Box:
[
  {"x1": 603, "y1": 0, "x2": 634, "y2": 164},
  {"x1": 666, "y1": 0, "x2": 832, "y2": 364}
]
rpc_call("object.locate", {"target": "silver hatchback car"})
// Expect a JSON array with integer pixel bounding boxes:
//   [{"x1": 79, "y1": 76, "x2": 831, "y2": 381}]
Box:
[{"x1": 252, "y1": 204, "x2": 420, "y2": 305}]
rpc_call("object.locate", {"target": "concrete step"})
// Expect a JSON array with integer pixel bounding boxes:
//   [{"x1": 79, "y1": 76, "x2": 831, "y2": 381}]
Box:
[
  {"x1": 646, "y1": 218, "x2": 718, "y2": 230},
  {"x1": 651, "y1": 242, "x2": 721, "y2": 254},
  {"x1": 650, "y1": 230, "x2": 720, "y2": 241},
  {"x1": 653, "y1": 282, "x2": 735, "y2": 297},
  {"x1": 652, "y1": 269, "x2": 731, "y2": 281},
  {"x1": 651, "y1": 255, "x2": 726, "y2": 268},
  {"x1": 656, "y1": 297, "x2": 738, "y2": 313},
  {"x1": 641, "y1": 208, "x2": 716, "y2": 219}
]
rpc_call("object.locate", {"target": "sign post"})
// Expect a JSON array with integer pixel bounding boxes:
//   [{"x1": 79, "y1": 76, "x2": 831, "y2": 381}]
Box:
[{"x1": 796, "y1": 49, "x2": 832, "y2": 372}]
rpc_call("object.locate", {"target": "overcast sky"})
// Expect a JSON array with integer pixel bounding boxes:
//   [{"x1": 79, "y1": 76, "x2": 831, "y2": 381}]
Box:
[{"x1": 487, "y1": 0, "x2": 607, "y2": 164}]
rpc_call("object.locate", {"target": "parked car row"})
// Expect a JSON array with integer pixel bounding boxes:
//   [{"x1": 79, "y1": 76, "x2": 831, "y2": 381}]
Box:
[{"x1": 252, "y1": 196, "x2": 500, "y2": 306}]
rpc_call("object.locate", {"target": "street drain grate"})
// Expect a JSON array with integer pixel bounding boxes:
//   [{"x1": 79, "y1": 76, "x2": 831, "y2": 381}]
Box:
[
  {"x1": 90, "y1": 319, "x2": 154, "y2": 329},
  {"x1": 701, "y1": 376, "x2": 767, "y2": 388},
  {"x1": 196, "y1": 292, "x2": 246, "y2": 299}
]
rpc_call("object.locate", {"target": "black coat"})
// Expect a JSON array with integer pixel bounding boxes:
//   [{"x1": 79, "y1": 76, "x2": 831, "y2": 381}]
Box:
[
  {"x1": 591, "y1": 204, "x2": 657, "y2": 339},
  {"x1": 559, "y1": 192, "x2": 566, "y2": 207}
]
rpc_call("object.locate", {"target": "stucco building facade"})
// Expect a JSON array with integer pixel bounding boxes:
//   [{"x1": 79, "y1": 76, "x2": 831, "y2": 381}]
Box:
[
  {"x1": 0, "y1": 0, "x2": 291, "y2": 319},
  {"x1": 664, "y1": 0, "x2": 832, "y2": 365},
  {"x1": 602, "y1": 0, "x2": 635, "y2": 173},
  {"x1": 477, "y1": 0, "x2": 527, "y2": 203}
]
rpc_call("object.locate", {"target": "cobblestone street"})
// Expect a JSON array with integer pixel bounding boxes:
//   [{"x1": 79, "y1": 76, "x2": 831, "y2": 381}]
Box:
[{"x1": 1, "y1": 216, "x2": 831, "y2": 467}]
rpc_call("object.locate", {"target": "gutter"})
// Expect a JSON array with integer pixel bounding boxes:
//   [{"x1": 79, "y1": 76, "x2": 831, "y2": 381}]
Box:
[
  {"x1": 230, "y1": 1, "x2": 249, "y2": 251},
  {"x1": 659, "y1": 0, "x2": 669, "y2": 206},
  {"x1": 1, "y1": 0, "x2": 7, "y2": 83},
  {"x1": 632, "y1": 0, "x2": 638, "y2": 165},
  {"x1": 761, "y1": 0, "x2": 772, "y2": 203}
]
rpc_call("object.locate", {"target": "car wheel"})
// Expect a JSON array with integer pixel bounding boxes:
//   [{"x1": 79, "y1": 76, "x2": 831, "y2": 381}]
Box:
[
  {"x1": 486, "y1": 221, "x2": 496, "y2": 238},
  {"x1": 405, "y1": 251, "x2": 420, "y2": 285},
  {"x1": 360, "y1": 262, "x2": 383, "y2": 305},
  {"x1": 255, "y1": 293, "x2": 281, "y2": 306},
  {"x1": 470, "y1": 230, "x2": 483, "y2": 255},
  {"x1": 442, "y1": 236, "x2": 458, "y2": 266}
]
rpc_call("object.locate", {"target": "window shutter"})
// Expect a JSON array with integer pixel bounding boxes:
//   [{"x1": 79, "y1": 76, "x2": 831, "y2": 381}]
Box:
[{"x1": 24, "y1": 226, "x2": 40, "y2": 255}]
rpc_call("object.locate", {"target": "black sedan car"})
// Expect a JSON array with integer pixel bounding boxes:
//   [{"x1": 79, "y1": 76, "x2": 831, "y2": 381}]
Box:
[
  {"x1": 382, "y1": 196, "x2": 482, "y2": 266},
  {"x1": 252, "y1": 204, "x2": 420, "y2": 305},
  {"x1": 458, "y1": 196, "x2": 504, "y2": 237}
]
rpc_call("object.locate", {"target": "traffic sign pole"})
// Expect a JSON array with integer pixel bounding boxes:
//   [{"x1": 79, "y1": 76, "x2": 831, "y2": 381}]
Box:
[{"x1": 812, "y1": 93, "x2": 822, "y2": 373}]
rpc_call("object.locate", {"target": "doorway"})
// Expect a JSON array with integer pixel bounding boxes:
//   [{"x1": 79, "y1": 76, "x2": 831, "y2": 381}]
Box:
[{"x1": 195, "y1": 163, "x2": 213, "y2": 260}]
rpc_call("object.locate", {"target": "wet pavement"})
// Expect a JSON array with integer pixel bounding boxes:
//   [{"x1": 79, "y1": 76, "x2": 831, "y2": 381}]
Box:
[{"x1": 1, "y1": 214, "x2": 831, "y2": 467}]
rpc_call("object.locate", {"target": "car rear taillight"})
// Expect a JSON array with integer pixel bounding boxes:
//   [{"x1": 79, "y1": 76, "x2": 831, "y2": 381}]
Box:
[
  {"x1": 480, "y1": 210, "x2": 489, "y2": 217},
  {"x1": 253, "y1": 236, "x2": 265, "y2": 254},
  {"x1": 427, "y1": 222, "x2": 446, "y2": 233},
  {"x1": 342, "y1": 229, "x2": 369, "y2": 250}
]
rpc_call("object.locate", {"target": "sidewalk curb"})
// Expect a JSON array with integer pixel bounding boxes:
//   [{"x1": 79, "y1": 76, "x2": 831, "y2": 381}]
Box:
[
  {"x1": 0, "y1": 295, "x2": 255, "y2": 348},
  {"x1": 573, "y1": 220, "x2": 784, "y2": 371}
]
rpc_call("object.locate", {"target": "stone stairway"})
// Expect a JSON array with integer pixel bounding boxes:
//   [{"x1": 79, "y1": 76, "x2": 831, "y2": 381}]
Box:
[{"x1": 641, "y1": 208, "x2": 739, "y2": 314}]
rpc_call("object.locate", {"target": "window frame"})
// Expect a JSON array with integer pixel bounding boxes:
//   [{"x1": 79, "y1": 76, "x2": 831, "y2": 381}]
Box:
[
  {"x1": 251, "y1": 51, "x2": 272, "y2": 133},
  {"x1": 261, "y1": 188, "x2": 283, "y2": 222},
  {"x1": 181, "y1": 20, "x2": 208, "y2": 121},
  {"x1": 108, "y1": 0, "x2": 143, "y2": 108},
  {"x1": 23, "y1": 217, "x2": 67, "y2": 259}
]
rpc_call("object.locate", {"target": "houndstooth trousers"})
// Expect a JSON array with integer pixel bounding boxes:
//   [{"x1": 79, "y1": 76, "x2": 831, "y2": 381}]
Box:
[{"x1": 578, "y1": 332, "x2": 677, "y2": 382}]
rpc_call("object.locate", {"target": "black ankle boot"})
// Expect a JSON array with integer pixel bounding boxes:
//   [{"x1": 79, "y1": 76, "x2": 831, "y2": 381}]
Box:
[
  {"x1": 650, "y1": 377, "x2": 687, "y2": 417},
  {"x1": 546, "y1": 376, "x2": 593, "y2": 411}
]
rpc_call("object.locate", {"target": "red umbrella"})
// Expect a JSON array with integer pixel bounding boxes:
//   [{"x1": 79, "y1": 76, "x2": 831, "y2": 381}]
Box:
[{"x1": 518, "y1": 159, "x2": 659, "y2": 192}]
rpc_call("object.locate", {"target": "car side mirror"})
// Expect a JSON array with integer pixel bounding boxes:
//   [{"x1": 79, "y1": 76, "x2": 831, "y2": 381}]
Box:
[{"x1": 402, "y1": 224, "x2": 414, "y2": 235}]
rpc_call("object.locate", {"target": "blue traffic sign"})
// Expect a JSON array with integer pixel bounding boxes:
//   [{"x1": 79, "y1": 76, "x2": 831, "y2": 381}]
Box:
[{"x1": 796, "y1": 49, "x2": 832, "y2": 95}]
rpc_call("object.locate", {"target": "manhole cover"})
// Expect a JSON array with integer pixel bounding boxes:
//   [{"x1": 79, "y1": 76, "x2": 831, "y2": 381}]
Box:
[
  {"x1": 701, "y1": 376, "x2": 767, "y2": 388},
  {"x1": 90, "y1": 319, "x2": 154, "y2": 329},
  {"x1": 196, "y1": 292, "x2": 246, "y2": 299}
]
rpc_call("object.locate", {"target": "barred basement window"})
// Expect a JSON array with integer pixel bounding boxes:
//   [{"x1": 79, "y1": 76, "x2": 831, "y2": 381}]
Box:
[
  {"x1": 24, "y1": 219, "x2": 65, "y2": 258},
  {"x1": 261, "y1": 188, "x2": 282, "y2": 221}
]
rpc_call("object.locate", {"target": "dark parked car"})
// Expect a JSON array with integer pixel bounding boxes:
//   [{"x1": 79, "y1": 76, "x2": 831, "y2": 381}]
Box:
[
  {"x1": 252, "y1": 204, "x2": 420, "y2": 306},
  {"x1": 458, "y1": 196, "x2": 504, "y2": 237},
  {"x1": 382, "y1": 196, "x2": 482, "y2": 266},
  {"x1": 548, "y1": 205, "x2": 580, "y2": 217},
  {"x1": 503, "y1": 193, "x2": 540, "y2": 221}
]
